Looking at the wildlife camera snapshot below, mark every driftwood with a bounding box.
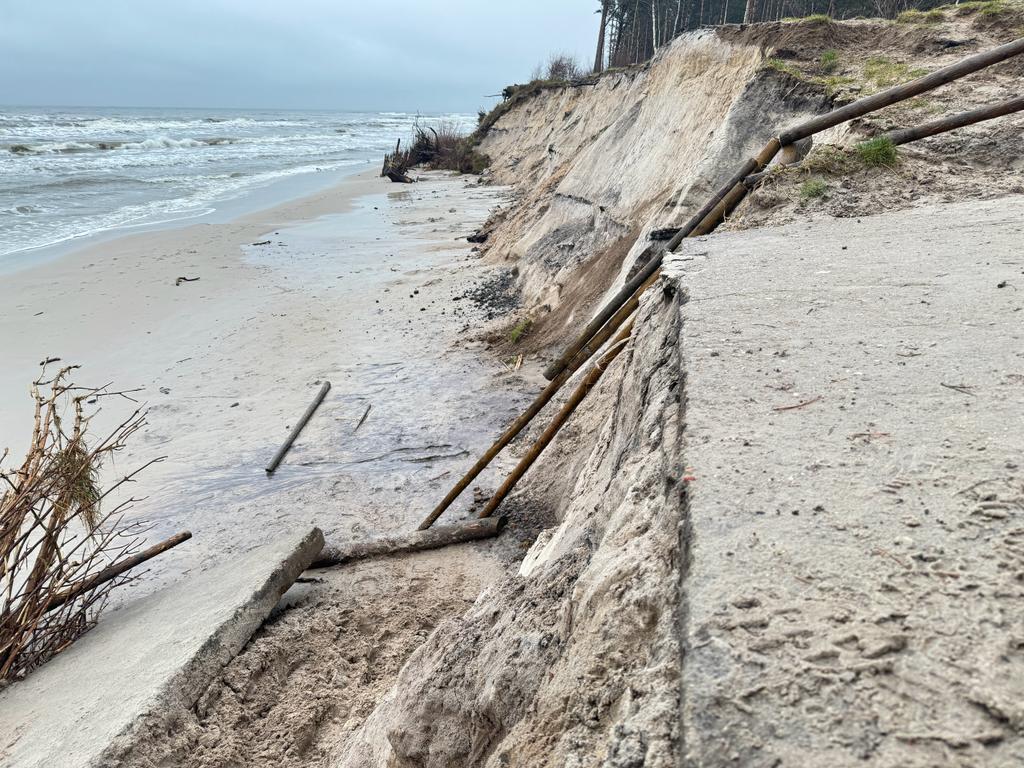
[381,138,414,184]
[265,381,331,474]
[45,531,192,613]
[312,516,506,567]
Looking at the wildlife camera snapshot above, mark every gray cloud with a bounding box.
[2,1,600,112]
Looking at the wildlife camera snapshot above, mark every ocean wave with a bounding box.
[120,135,239,150]
[6,136,239,154]
[2,204,45,215]
[1,157,363,259]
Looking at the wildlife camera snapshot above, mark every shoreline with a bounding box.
[0,166,529,595]
[0,159,381,276]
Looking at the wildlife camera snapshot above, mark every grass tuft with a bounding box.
[800,178,828,200]
[509,318,532,344]
[767,57,803,78]
[896,8,946,23]
[802,145,855,175]
[953,0,1012,14]
[797,13,833,23]
[864,57,929,88]
[819,50,840,73]
[818,74,857,95]
[857,137,899,167]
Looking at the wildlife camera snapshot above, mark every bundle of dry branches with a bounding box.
[0,366,160,682]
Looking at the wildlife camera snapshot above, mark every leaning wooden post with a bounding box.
[540,144,778,382]
[45,531,193,613]
[777,36,1024,146]
[478,320,635,520]
[883,95,1024,146]
[266,381,331,475]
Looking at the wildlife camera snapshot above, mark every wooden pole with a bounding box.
[45,531,193,613]
[265,381,331,475]
[416,262,659,531]
[478,321,635,520]
[883,95,1024,146]
[778,37,1024,145]
[312,516,506,567]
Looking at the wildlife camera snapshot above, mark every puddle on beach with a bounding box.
[115,177,526,594]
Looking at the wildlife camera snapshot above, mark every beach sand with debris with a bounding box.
[0,168,532,596]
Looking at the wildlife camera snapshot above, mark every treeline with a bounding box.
[593,0,945,69]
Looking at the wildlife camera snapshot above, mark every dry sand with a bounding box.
[0,168,532,595]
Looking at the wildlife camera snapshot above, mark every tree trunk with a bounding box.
[744,0,759,23]
[594,1,608,73]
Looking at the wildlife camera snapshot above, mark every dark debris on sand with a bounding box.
[455,268,520,321]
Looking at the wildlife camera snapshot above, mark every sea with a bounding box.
[0,106,474,264]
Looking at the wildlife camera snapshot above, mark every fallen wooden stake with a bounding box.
[45,531,193,613]
[266,381,331,475]
[312,516,506,567]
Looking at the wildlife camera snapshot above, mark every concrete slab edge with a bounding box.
[95,527,324,767]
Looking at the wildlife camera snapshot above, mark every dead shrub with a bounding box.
[0,366,159,682]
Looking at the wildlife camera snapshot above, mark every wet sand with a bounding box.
[0,169,530,594]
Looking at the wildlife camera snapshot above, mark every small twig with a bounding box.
[174,276,200,286]
[772,395,822,412]
[940,382,976,396]
[955,478,999,497]
[355,403,372,433]
[850,431,891,440]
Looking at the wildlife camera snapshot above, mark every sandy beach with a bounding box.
[0,168,531,594]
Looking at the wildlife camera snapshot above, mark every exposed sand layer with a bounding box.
[0,169,532,597]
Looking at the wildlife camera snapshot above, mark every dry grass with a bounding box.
[382,120,491,178]
[531,53,586,82]
[0,366,159,682]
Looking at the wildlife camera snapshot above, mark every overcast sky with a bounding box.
[2,1,600,112]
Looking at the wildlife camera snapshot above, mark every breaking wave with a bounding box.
[6,136,239,154]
